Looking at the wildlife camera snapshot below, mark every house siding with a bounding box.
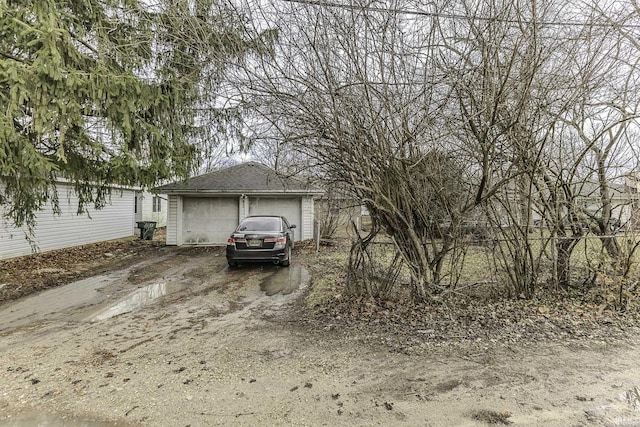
[139,191,167,227]
[301,196,314,240]
[0,183,136,260]
[239,195,249,222]
[166,195,180,245]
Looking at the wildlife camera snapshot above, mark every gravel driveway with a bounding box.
[1,246,640,426]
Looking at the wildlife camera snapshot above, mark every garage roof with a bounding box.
[156,162,323,195]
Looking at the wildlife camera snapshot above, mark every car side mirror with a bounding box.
[290,224,297,229]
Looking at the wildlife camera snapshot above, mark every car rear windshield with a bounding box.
[237,217,281,232]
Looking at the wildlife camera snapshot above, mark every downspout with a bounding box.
[239,194,249,222]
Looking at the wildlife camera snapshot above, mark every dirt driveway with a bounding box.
[1,246,640,426]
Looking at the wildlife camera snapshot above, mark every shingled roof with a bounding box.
[156,162,323,195]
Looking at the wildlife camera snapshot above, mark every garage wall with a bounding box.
[249,197,302,241]
[165,193,319,246]
[0,183,136,260]
[182,197,239,244]
[166,195,181,245]
[301,196,314,241]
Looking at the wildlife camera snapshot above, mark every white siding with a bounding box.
[139,191,168,227]
[0,183,136,260]
[166,195,180,245]
[583,196,634,226]
[135,192,143,224]
[301,196,315,240]
[239,195,249,222]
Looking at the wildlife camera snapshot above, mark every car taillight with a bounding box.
[273,236,286,249]
[264,236,286,244]
[227,237,246,245]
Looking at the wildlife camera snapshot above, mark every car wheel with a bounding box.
[228,260,237,267]
[281,245,292,267]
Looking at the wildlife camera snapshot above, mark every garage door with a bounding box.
[249,197,302,241]
[182,197,238,244]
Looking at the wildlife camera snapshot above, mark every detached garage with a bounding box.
[156,163,323,246]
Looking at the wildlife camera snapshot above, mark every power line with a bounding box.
[279,0,640,29]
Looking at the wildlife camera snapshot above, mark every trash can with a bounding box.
[136,221,157,240]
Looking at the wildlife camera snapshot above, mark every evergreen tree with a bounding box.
[0,0,270,232]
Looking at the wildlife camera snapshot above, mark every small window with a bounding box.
[152,196,162,213]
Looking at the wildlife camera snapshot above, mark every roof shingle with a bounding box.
[156,162,322,195]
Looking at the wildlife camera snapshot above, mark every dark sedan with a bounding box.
[226,216,296,267]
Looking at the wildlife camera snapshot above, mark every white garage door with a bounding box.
[249,197,302,241]
[182,197,238,244]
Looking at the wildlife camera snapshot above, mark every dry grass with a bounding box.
[301,229,640,306]
[300,242,349,308]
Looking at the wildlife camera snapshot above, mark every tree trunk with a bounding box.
[556,237,578,289]
[601,234,620,259]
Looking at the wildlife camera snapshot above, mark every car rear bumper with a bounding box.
[226,246,287,262]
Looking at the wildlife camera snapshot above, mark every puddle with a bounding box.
[259,265,310,296]
[0,274,119,331]
[89,283,167,322]
[0,259,307,331]
[0,411,122,426]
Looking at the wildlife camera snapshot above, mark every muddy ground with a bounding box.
[1,240,640,426]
